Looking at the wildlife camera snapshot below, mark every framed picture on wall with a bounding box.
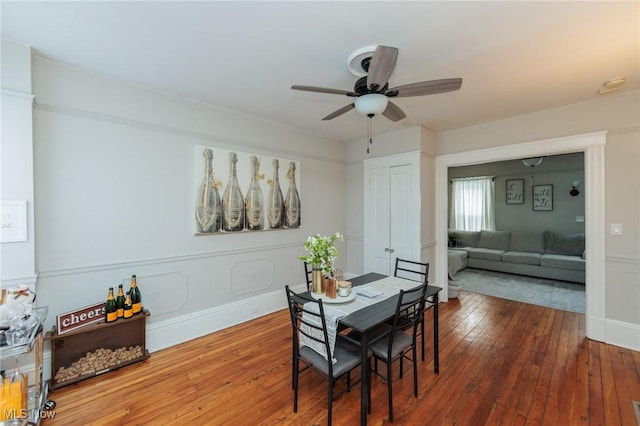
[533,184,553,211]
[505,179,524,204]
[0,200,28,243]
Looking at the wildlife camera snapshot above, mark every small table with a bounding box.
[339,273,442,426]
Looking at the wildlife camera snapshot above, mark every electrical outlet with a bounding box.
[576,216,585,223]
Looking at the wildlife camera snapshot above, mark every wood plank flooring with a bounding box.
[42,290,640,425]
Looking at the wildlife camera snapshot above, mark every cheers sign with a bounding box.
[56,302,105,334]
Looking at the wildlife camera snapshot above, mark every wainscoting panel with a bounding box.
[132,272,188,316]
[229,257,273,295]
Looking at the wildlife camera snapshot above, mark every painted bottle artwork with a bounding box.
[267,159,285,229]
[195,148,222,233]
[284,161,301,228]
[222,152,245,232]
[245,155,264,231]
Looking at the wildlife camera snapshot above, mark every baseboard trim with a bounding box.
[146,283,306,352]
[605,318,640,352]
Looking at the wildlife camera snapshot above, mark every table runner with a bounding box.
[300,276,421,362]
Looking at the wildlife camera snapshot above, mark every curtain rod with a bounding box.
[450,176,495,182]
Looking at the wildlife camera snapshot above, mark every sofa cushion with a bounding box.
[509,231,545,254]
[544,231,585,256]
[450,230,481,248]
[502,251,542,266]
[467,247,505,261]
[540,254,586,271]
[448,249,468,259]
[477,230,511,251]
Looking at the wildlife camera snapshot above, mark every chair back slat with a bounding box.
[394,258,429,284]
[303,262,313,292]
[389,283,428,346]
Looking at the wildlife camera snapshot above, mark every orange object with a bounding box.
[0,375,27,420]
[325,278,337,299]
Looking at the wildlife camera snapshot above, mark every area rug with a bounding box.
[451,268,586,314]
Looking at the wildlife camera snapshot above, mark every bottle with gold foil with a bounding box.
[222,152,245,232]
[245,155,264,230]
[123,294,133,319]
[128,275,142,315]
[105,287,117,323]
[284,162,301,228]
[115,284,125,318]
[267,159,285,229]
[195,148,222,233]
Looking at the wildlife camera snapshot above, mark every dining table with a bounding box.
[303,272,442,426]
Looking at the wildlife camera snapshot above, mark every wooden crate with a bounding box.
[47,309,150,390]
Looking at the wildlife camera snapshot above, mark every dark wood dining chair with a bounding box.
[370,282,428,423]
[393,258,431,361]
[303,261,313,292]
[284,285,362,426]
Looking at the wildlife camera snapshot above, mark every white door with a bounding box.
[369,166,391,274]
[388,165,414,270]
[367,164,414,275]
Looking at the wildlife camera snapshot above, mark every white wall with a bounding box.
[28,54,347,355]
[438,91,640,342]
[1,40,36,288]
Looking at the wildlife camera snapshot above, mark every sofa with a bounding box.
[448,229,585,284]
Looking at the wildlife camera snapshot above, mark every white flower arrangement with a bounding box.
[299,232,344,275]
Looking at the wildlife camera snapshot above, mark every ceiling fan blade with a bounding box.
[292,85,356,97]
[367,45,398,91]
[322,103,355,120]
[382,101,406,122]
[387,78,463,98]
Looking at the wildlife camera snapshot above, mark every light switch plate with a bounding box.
[611,223,622,235]
[576,216,585,223]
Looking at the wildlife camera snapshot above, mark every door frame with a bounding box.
[435,131,607,342]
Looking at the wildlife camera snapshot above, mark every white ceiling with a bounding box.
[2,1,639,142]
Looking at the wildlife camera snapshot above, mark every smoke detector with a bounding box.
[598,77,626,95]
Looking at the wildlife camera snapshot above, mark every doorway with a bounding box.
[435,131,606,342]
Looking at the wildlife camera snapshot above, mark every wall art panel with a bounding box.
[194,145,301,234]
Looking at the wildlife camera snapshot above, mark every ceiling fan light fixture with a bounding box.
[354,94,388,116]
[522,157,544,167]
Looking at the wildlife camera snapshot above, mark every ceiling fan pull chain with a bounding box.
[367,114,373,154]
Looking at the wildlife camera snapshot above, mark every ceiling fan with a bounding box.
[291,45,463,122]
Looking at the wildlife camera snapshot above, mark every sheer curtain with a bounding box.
[449,176,495,231]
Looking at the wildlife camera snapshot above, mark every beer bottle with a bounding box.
[115,284,125,318]
[123,293,133,319]
[129,275,142,314]
[105,287,117,323]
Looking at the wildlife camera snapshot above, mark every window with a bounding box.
[449,177,495,231]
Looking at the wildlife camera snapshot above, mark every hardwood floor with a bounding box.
[42,291,640,425]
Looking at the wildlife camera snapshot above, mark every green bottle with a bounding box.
[115,284,125,318]
[129,275,142,314]
[123,293,133,319]
[105,287,117,323]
